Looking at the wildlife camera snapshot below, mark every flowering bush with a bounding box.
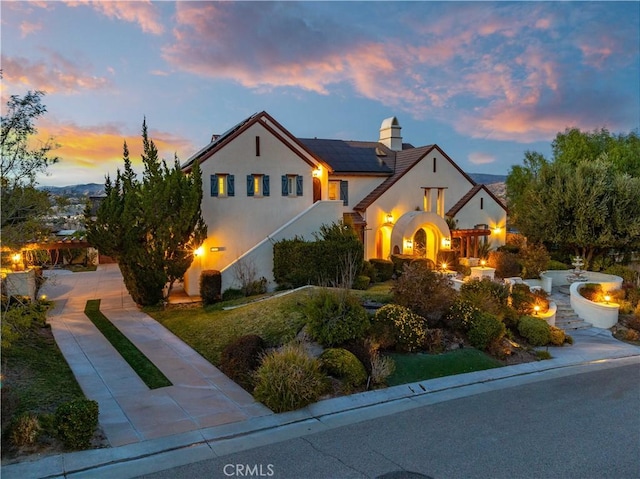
[373,304,429,352]
[444,299,482,332]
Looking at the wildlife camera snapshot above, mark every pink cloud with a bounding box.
[64,0,164,35]
[1,54,111,94]
[20,21,42,37]
[468,152,497,165]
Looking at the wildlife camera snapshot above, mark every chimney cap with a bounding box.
[380,116,400,130]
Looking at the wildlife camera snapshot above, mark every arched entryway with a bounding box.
[387,211,451,263]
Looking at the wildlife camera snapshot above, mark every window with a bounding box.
[211,174,235,197]
[329,180,340,200]
[480,197,484,210]
[282,175,303,196]
[255,136,260,157]
[247,174,270,197]
[329,180,348,205]
[433,157,437,173]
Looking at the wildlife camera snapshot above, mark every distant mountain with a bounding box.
[41,183,105,197]
[469,173,507,185]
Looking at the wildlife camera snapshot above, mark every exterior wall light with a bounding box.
[194,246,204,257]
[404,239,413,249]
[492,226,502,235]
[312,167,322,177]
[441,237,451,249]
[385,213,394,224]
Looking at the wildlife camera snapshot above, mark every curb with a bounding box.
[3,352,639,479]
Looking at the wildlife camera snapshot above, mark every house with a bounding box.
[181,112,507,295]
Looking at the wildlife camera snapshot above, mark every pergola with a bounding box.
[451,228,492,258]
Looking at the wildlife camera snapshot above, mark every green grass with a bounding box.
[2,324,85,415]
[147,289,310,365]
[84,300,171,389]
[386,348,503,386]
[351,280,394,303]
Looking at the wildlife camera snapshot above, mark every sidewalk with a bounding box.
[2,266,639,478]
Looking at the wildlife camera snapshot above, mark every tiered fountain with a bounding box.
[559,256,589,294]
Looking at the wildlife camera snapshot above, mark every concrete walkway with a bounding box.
[2,267,640,478]
[36,265,271,446]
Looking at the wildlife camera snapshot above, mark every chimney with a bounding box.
[379,116,402,151]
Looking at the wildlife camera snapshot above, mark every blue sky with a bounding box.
[2,1,638,186]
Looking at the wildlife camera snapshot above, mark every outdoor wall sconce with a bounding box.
[210,247,226,252]
[441,237,451,249]
[193,246,204,257]
[385,213,394,224]
[404,239,413,249]
[312,167,322,177]
[492,226,502,235]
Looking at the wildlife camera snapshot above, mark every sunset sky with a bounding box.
[2,1,638,187]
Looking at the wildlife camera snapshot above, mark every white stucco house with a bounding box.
[181,112,507,295]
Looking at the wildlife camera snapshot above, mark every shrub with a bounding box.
[565,334,574,345]
[424,328,445,354]
[518,243,551,279]
[319,348,367,390]
[518,316,551,346]
[369,351,395,386]
[444,299,482,332]
[536,350,552,360]
[410,258,436,270]
[602,265,639,285]
[373,304,430,352]
[222,288,245,301]
[392,263,456,324]
[253,344,328,412]
[243,277,268,296]
[342,339,375,374]
[390,254,414,275]
[578,283,602,302]
[369,259,394,282]
[219,335,265,391]
[511,284,549,315]
[467,312,506,350]
[305,289,370,346]
[352,275,371,290]
[55,399,99,449]
[360,261,378,283]
[200,270,222,305]
[488,250,521,279]
[1,384,20,429]
[10,412,41,447]
[460,278,510,314]
[549,326,566,346]
[547,260,570,270]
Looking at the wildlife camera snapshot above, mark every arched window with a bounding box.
[413,229,427,257]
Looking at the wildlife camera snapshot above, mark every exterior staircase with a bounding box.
[550,290,593,331]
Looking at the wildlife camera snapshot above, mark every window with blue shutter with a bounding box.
[210,174,218,197]
[246,175,254,197]
[340,180,349,206]
[281,175,288,196]
[296,175,303,196]
[263,175,270,196]
[227,175,235,196]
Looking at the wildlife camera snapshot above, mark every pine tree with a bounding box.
[86,120,207,306]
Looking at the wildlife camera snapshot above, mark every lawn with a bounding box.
[85,300,172,389]
[147,288,310,365]
[386,349,503,386]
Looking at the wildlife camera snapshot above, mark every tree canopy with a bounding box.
[1,90,59,247]
[86,120,207,306]
[506,128,640,268]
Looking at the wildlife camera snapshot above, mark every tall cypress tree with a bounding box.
[86,120,207,306]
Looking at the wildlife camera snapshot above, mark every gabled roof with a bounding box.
[299,139,394,174]
[446,184,508,217]
[181,111,332,173]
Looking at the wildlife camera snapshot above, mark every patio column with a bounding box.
[466,236,471,258]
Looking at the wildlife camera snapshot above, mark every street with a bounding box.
[139,362,640,479]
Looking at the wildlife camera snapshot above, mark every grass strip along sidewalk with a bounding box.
[84,300,172,389]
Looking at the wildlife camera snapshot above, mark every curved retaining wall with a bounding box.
[541,270,623,292]
[569,282,620,329]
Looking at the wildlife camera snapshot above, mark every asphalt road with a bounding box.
[140,363,640,479]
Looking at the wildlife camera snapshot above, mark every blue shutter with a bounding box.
[263,175,270,196]
[246,175,254,197]
[296,175,303,196]
[340,180,348,206]
[281,175,288,196]
[227,175,235,196]
[210,174,218,197]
